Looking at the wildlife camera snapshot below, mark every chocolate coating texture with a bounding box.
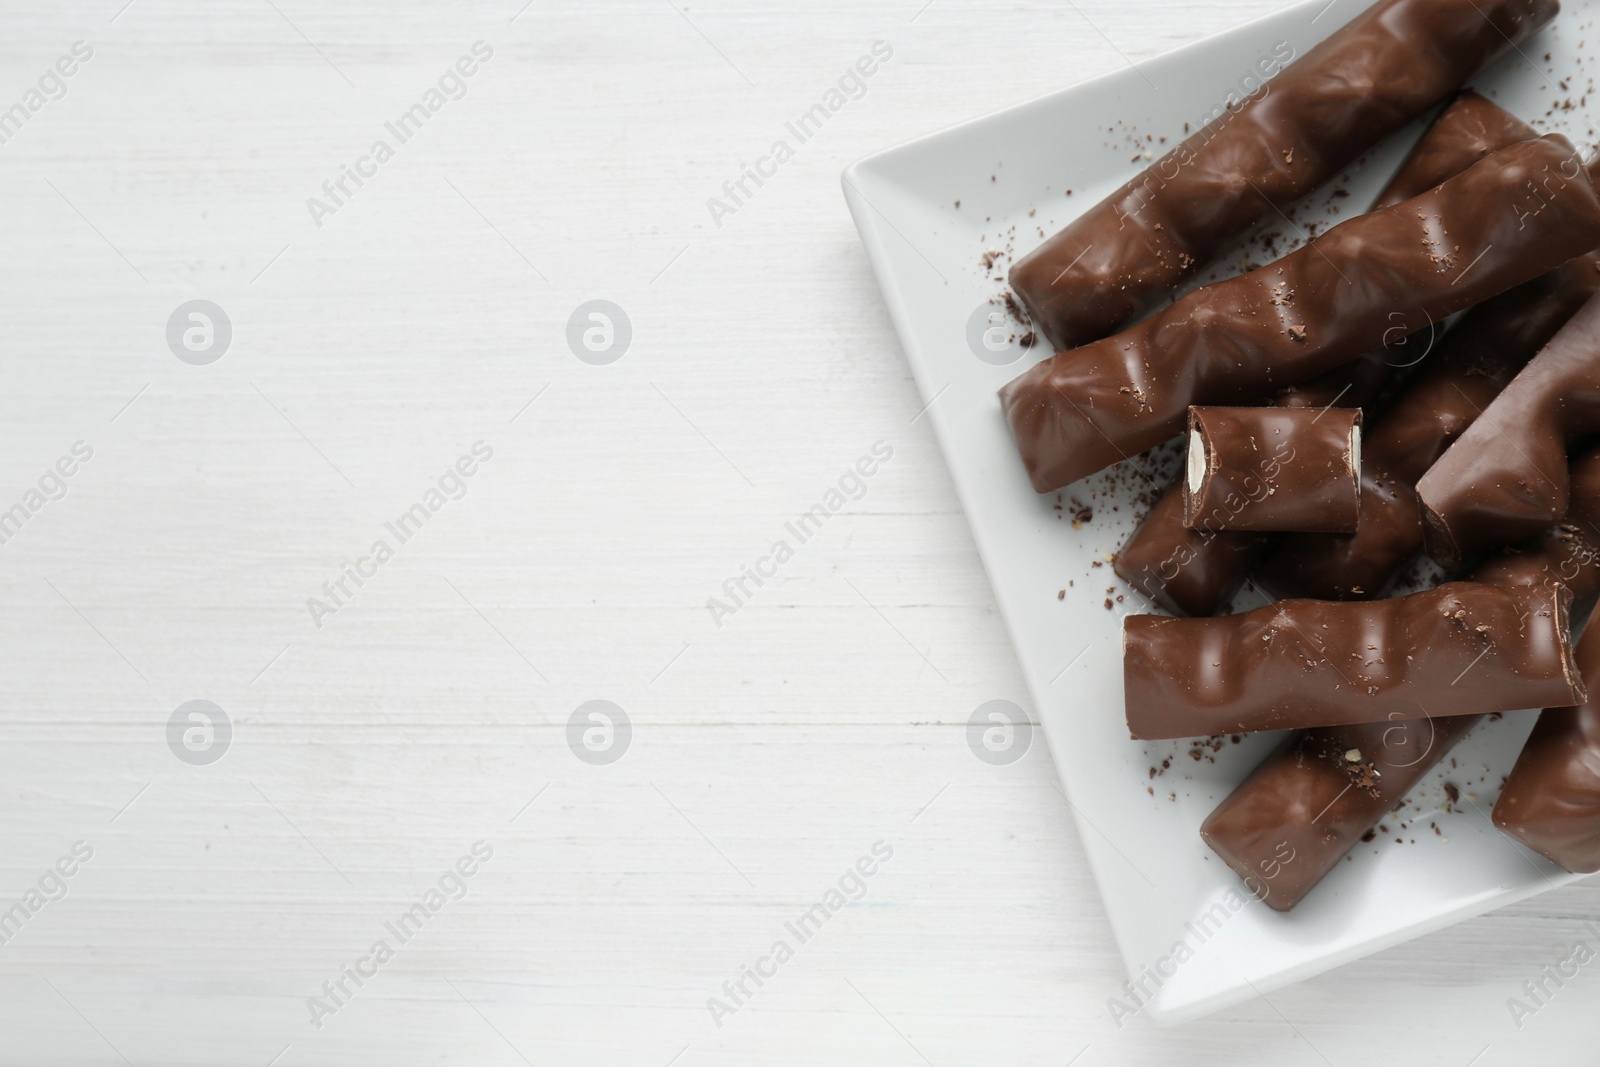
[1008,0,1558,349]
[1419,290,1600,572]
[1201,713,1481,911]
[1259,253,1600,600]
[1123,581,1580,740]
[1114,490,1267,617]
[1470,448,1600,616]
[1371,89,1542,209]
[1002,136,1600,494]
[1184,406,1362,534]
[1488,455,1600,874]
[1272,348,1394,411]
[1493,635,1600,873]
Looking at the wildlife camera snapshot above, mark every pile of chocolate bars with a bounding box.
[998,0,1600,910]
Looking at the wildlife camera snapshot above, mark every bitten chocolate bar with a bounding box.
[1183,406,1361,534]
[1123,581,1581,740]
[1258,252,1600,600]
[1001,136,1600,494]
[1203,452,1600,910]
[1112,94,1538,616]
[1494,625,1600,873]
[1007,1,1557,349]
[1418,291,1600,572]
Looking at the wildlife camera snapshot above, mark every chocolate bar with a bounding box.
[1369,90,1542,210]
[1007,1,1557,349]
[1272,348,1393,411]
[1485,448,1600,872]
[1113,486,1267,617]
[1123,580,1581,740]
[1258,252,1600,600]
[1203,453,1600,909]
[1470,452,1600,617]
[1183,406,1361,534]
[1113,94,1538,616]
[1418,291,1600,572]
[1201,712,1483,911]
[1002,136,1600,494]
[1493,625,1600,873]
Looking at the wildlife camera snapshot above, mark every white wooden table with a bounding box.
[0,0,1594,1062]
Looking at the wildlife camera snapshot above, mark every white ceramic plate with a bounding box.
[843,0,1592,1025]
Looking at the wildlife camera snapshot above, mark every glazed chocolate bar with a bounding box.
[1494,625,1600,873]
[1007,1,1557,349]
[1113,94,1539,616]
[1485,447,1600,874]
[1470,446,1600,618]
[1368,90,1543,210]
[1418,291,1600,572]
[1123,581,1581,740]
[1183,406,1361,534]
[1002,136,1600,494]
[1258,252,1600,600]
[1201,713,1483,911]
[1203,451,1600,910]
[1113,485,1269,618]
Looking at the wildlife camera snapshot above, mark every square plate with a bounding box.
[843,0,1591,1025]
